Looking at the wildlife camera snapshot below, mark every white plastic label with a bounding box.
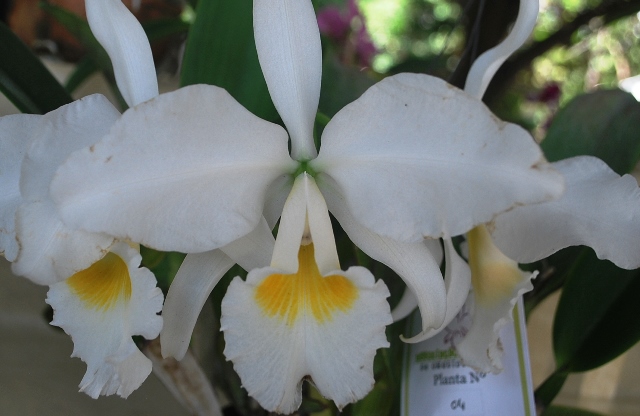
[401,298,536,416]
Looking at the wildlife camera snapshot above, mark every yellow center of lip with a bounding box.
[67,252,132,311]
[255,243,358,325]
[467,225,523,305]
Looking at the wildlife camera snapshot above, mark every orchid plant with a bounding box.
[1,0,640,415]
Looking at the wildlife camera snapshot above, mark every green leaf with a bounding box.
[553,248,640,372]
[319,54,376,118]
[542,405,604,416]
[542,89,640,174]
[141,18,190,42]
[180,0,277,121]
[0,21,73,114]
[65,57,99,94]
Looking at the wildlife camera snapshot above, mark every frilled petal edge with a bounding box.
[312,73,563,242]
[491,156,640,269]
[221,250,390,413]
[47,243,163,398]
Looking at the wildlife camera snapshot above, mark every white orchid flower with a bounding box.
[390,0,640,374]
[0,0,163,398]
[50,0,563,411]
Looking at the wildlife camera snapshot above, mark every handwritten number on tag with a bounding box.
[450,398,466,411]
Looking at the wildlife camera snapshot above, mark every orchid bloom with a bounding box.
[393,0,640,374]
[50,0,563,411]
[317,0,377,67]
[0,0,163,397]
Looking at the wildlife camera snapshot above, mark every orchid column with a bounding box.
[51,0,564,412]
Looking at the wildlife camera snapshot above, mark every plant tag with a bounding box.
[401,297,535,416]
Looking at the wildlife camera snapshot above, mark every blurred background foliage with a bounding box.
[2,0,640,415]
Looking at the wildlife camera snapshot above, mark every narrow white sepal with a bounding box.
[491,156,640,269]
[221,217,274,272]
[161,250,235,360]
[254,0,321,160]
[0,114,41,261]
[312,74,564,242]
[47,243,163,398]
[86,0,158,107]
[402,239,472,343]
[464,0,539,99]
[391,239,444,322]
[319,176,447,333]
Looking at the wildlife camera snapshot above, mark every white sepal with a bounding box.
[221,265,391,413]
[221,217,274,272]
[491,156,640,270]
[161,250,235,360]
[312,73,564,242]
[254,0,321,160]
[402,239,472,343]
[464,0,539,99]
[320,176,447,335]
[391,239,444,322]
[0,114,41,261]
[46,243,163,398]
[51,85,297,254]
[86,0,158,107]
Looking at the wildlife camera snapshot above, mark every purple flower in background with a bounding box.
[317,0,377,67]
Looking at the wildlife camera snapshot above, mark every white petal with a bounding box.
[491,156,640,269]
[21,94,121,201]
[12,200,114,284]
[464,0,539,99]
[402,239,472,343]
[221,251,391,413]
[254,0,321,160]
[456,226,535,373]
[0,114,40,261]
[52,85,297,253]
[320,177,447,334]
[86,0,158,107]
[221,217,274,272]
[161,250,234,360]
[46,243,163,398]
[312,74,564,242]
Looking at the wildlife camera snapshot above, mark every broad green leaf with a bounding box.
[0,22,72,114]
[142,18,190,42]
[542,89,640,174]
[180,0,277,121]
[319,54,376,118]
[553,248,640,372]
[542,405,603,416]
[65,57,99,94]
